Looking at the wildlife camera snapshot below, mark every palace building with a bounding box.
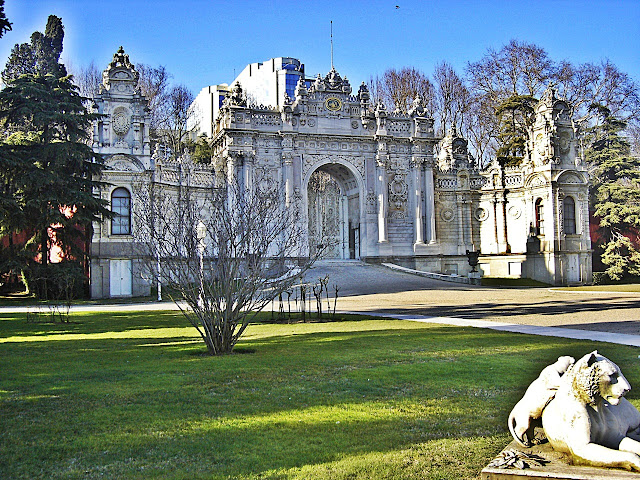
[89,48,591,298]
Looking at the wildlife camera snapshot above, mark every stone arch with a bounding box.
[554,170,586,184]
[525,172,549,188]
[105,153,145,172]
[303,158,365,259]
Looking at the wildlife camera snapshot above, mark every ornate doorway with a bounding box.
[307,163,361,259]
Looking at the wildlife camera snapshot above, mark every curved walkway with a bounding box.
[303,262,640,346]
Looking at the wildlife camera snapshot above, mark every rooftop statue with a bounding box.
[509,351,640,471]
[109,45,134,70]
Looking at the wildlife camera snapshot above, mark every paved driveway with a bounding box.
[303,261,640,337]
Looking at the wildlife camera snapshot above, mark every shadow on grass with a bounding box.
[0,310,188,338]
[2,319,639,479]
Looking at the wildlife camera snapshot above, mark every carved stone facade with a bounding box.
[90,50,591,298]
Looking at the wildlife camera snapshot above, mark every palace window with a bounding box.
[111,187,131,235]
[563,196,576,235]
[535,198,544,236]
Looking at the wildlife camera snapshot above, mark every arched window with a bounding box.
[111,187,131,235]
[535,198,544,236]
[563,196,576,235]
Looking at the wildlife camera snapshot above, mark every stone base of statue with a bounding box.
[468,271,481,285]
[482,436,640,479]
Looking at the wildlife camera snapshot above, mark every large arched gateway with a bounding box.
[306,162,362,259]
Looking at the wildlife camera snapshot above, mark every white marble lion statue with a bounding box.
[508,355,575,447]
[541,351,640,471]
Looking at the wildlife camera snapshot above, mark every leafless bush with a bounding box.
[133,172,327,354]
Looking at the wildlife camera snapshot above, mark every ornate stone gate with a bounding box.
[306,162,361,259]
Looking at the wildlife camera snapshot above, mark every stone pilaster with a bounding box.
[424,162,436,244]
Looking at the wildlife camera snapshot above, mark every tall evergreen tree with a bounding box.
[0,0,11,38]
[2,15,66,84]
[0,15,107,297]
[588,104,640,280]
[0,74,109,296]
[495,94,536,166]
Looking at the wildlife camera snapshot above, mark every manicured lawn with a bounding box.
[1,311,637,479]
[557,284,640,292]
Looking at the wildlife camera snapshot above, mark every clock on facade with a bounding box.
[325,97,342,112]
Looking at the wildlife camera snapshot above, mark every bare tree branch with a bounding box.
[132,161,327,354]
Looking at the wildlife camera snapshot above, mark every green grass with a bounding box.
[557,284,640,292]
[0,290,158,307]
[1,310,637,479]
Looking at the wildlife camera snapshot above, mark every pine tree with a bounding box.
[588,104,640,280]
[2,15,66,84]
[0,74,109,296]
[0,14,107,297]
[0,0,11,39]
[186,134,214,163]
[495,94,536,166]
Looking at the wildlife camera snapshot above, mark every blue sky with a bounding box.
[2,0,639,96]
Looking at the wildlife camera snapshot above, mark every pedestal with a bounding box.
[468,271,481,285]
[482,440,640,480]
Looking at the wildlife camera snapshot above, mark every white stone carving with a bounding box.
[388,173,408,218]
[470,177,487,189]
[475,207,489,221]
[440,206,455,222]
[304,154,365,181]
[437,178,458,190]
[508,356,575,447]
[542,352,640,472]
[106,154,144,173]
[110,160,134,171]
[527,174,547,188]
[253,113,281,126]
[509,351,640,472]
[365,188,377,214]
[558,173,583,184]
[112,107,131,136]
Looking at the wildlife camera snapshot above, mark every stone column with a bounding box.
[143,121,150,155]
[497,196,508,252]
[468,199,475,249]
[424,164,436,243]
[283,153,293,207]
[92,119,99,147]
[242,154,253,194]
[492,195,499,254]
[226,152,239,213]
[456,194,465,247]
[580,196,591,249]
[550,190,559,252]
[413,160,424,244]
[341,195,349,259]
[376,161,388,243]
